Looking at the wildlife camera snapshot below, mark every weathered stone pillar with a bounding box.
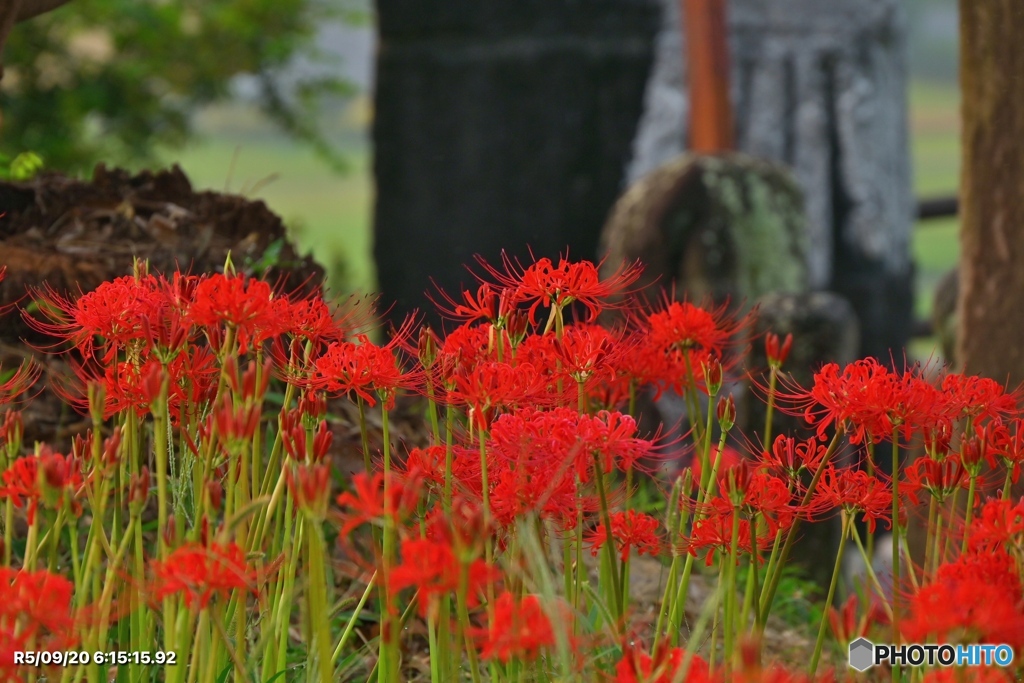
[373,1,660,327]
[627,0,915,361]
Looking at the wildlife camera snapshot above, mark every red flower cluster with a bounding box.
[0,568,78,680]
[586,510,663,562]
[149,542,258,610]
[475,593,567,662]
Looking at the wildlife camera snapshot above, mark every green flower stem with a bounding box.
[593,452,624,625]
[380,403,400,683]
[809,513,852,678]
[709,560,726,671]
[849,522,894,621]
[961,470,979,554]
[305,519,335,683]
[759,426,844,621]
[739,514,761,637]
[924,494,938,577]
[154,378,170,559]
[891,430,902,683]
[455,560,483,683]
[763,365,779,448]
[653,474,691,650]
[332,571,377,665]
[275,511,302,677]
[723,503,741,670]
[682,352,705,446]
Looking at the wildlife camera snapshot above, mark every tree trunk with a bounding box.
[957,1,1024,384]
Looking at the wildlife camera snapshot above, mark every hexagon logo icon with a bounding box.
[848,637,875,672]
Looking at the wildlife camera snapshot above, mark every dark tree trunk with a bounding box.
[957,1,1024,384]
[372,1,659,329]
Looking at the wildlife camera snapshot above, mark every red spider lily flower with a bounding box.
[447,360,548,430]
[26,274,161,362]
[474,253,643,325]
[732,471,798,531]
[0,567,79,678]
[934,546,1022,603]
[149,542,259,610]
[485,407,591,530]
[902,456,967,505]
[0,360,40,407]
[759,435,829,482]
[286,462,332,519]
[987,418,1024,484]
[585,510,663,562]
[475,592,570,663]
[399,445,447,491]
[335,472,422,540]
[556,323,619,384]
[811,467,893,533]
[430,282,517,327]
[940,373,1018,428]
[685,505,776,566]
[615,644,715,683]
[784,360,947,445]
[0,450,84,524]
[827,593,888,643]
[283,294,363,347]
[575,410,655,478]
[900,575,1024,648]
[489,464,582,533]
[963,498,1024,554]
[188,273,289,351]
[645,299,739,356]
[436,325,494,378]
[690,444,743,487]
[389,537,498,616]
[313,328,417,410]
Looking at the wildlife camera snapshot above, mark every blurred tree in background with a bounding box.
[0,0,361,172]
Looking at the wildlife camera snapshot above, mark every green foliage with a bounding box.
[0,150,43,180]
[740,562,824,629]
[0,0,361,172]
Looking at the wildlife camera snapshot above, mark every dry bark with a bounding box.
[957,0,1024,384]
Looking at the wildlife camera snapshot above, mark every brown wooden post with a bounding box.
[957,0,1024,384]
[680,0,734,152]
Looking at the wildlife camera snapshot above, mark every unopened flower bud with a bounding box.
[765,332,793,368]
[87,382,106,426]
[724,459,752,506]
[418,326,438,369]
[1,410,23,456]
[299,391,326,428]
[506,311,530,348]
[130,466,151,514]
[206,480,224,513]
[716,395,735,432]
[164,514,177,548]
[103,427,123,466]
[703,357,723,396]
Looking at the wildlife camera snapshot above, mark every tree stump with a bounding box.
[628,0,914,361]
[372,0,660,328]
[599,152,807,304]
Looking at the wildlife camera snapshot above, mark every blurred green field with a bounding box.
[160,103,374,297]
[165,82,962,347]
